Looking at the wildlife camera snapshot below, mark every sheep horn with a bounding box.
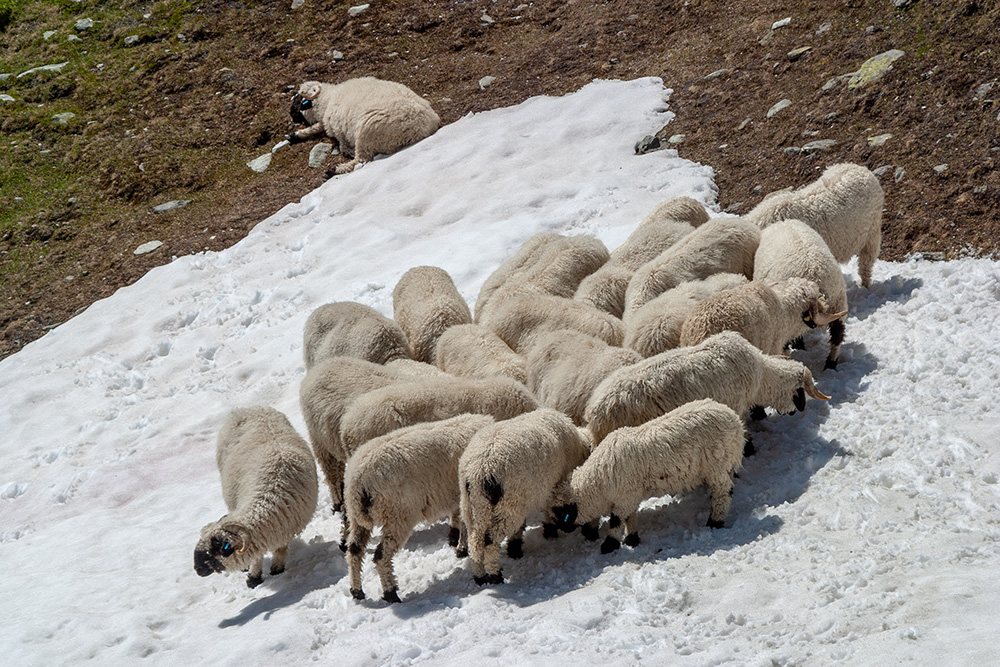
[802,367,830,401]
[236,536,248,555]
[812,309,848,328]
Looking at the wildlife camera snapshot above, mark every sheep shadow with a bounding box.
[847,274,923,321]
[218,536,346,628]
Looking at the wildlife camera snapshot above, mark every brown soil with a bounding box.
[2,0,999,360]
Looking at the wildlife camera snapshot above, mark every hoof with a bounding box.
[743,439,756,457]
[542,523,559,540]
[350,587,366,600]
[623,533,641,548]
[339,540,348,553]
[246,573,264,589]
[600,536,621,554]
[474,572,504,586]
[269,564,285,576]
[382,589,401,604]
[707,518,725,529]
[448,526,460,548]
[824,357,839,370]
[454,547,469,559]
[506,539,524,559]
[581,524,600,542]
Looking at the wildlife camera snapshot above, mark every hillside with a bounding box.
[2,0,999,359]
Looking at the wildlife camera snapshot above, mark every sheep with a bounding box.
[678,277,847,357]
[584,331,830,445]
[623,217,761,319]
[623,273,749,357]
[459,409,592,585]
[526,329,641,425]
[287,77,440,175]
[392,266,473,364]
[754,219,849,369]
[575,197,708,318]
[303,301,411,370]
[475,233,609,323]
[482,293,624,354]
[744,163,884,288]
[434,323,527,384]
[553,399,745,553]
[344,414,496,602]
[339,375,539,453]
[194,407,318,588]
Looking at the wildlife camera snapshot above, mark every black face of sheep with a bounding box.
[289,94,312,125]
[801,310,818,329]
[793,387,806,412]
[193,532,239,577]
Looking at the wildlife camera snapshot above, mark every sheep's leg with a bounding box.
[287,122,326,144]
[580,519,601,542]
[246,556,265,588]
[601,511,629,554]
[622,513,641,548]
[706,473,735,529]
[347,524,371,600]
[825,317,845,370]
[448,510,468,558]
[475,529,504,585]
[334,137,377,175]
[339,512,351,554]
[269,547,288,576]
[373,529,407,603]
[506,523,526,559]
[858,226,881,288]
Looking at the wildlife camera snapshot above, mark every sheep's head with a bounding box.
[761,357,830,415]
[193,521,251,577]
[289,81,324,125]
[289,94,311,125]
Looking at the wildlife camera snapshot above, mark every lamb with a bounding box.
[754,219,849,369]
[526,329,641,425]
[287,77,440,175]
[678,277,847,357]
[475,233,609,323]
[553,399,745,553]
[459,409,592,585]
[434,323,528,383]
[194,407,318,588]
[584,331,830,445]
[344,414,496,602]
[622,217,761,319]
[623,273,749,357]
[574,196,709,318]
[392,265,473,364]
[744,163,884,288]
[482,293,624,354]
[339,375,539,453]
[302,301,411,370]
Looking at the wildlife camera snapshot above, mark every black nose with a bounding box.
[194,549,217,577]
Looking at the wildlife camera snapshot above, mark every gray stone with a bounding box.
[913,251,946,261]
[308,142,334,167]
[705,69,731,80]
[892,0,917,7]
[74,18,94,31]
[43,30,58,41]
[291,0,305,8]
[0,94,15,103]
[894,167,906,183]
[772,17,791,30]
[331,50,345,61]
[758,31,775,46]
[872,165,894,178]
[868,133,893,147]
[933,164,949,175]
[973,185,988,195]
[737,118,752,131]
[271,139,290,153]
[478,76,496,90]
[802,129,820,137]
[51,112,76,125]
[766,99,792,118]
[66,34,82,43]
[816,22,832,35]
[634,135,662,155]
[784,147,803,155]
[973,81,996,100]
[153,200,191,214]
[134,241,164,255]
[247,153,272,172]
[124,35,140,46]
[0,73,12,81]
[347,4,369,17]
[802,139,838,152]
[848,50,905,89]
[787,46,812,62]
[725,202,745,214]
[17,62,70,79]
[668,134,685,145]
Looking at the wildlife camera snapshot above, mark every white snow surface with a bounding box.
[2,78,999,666]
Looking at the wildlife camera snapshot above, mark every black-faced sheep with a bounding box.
[302,301,411,370]
[459,409,592,584]
[344,414,496,602]
[434,323,528,384]
[744,162,884,288]
[584,331,830,445]
[194,407,318,588]
[392,265,473,364]
[554,399,745,553]
[287,77,440,175]
[754,218,849,369]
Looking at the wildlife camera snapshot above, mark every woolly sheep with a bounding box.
[303,301,411,370]
[287,77,440,175]
[194,407,318,588]
[526,329,641,425]
[475,233,609,323]
[344,414,496,602]
[575,197,708,318]
[553,399,745,553]
[623,217,761,319]
[339,375,539,453]
[623,273,749,357]
[744,163,884,288]
[434,323,528,383]
[678,277,847,357]
[754,219,849,369]
[482,294,624,354]
[392,266,473,363]
[585,331,830,445]
[459,409,592,584]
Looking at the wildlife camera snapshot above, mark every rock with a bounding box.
[894,167,906,183]
[784,146,802,155]
[347,4,369,17]
[331,50,345,61]
[134,241,164,255]
[0,73,12,81]
[247,153,272,172]
[973,185,988,195]
[43,30,58,41]
[802,139,837,152]
[933,164,949,175]
[153,200,191,214]
[787,46,812,62]
[912,251,946,261]
[308,142,334,167]
[478,75,496,90]
[973,81,996,101]
[0,94,15,103]
[737,118,752,131]
[816,22,832,35]
[66,34,81,43]
[772,17,791,30]
[872,165,894,178]
[668,134,685,145]
[481,12,495,24]
[822,74,854,92]
[766,99,792,118]
[74,18,94,31]
[704,69,731,80]
[271,139,290,153]
[848,50,905,89]
[725,202,745,214]
[868,133,893,147]
[892,0,917,7]
[634,135,662,155]
[16,62,70,79]
[124,35,140,46]
[51,112,76,125]
[291,0,305,8]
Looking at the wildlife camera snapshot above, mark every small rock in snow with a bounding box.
[634,135,662,155]
[134,241,164,255]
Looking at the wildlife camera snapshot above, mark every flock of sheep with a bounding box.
[193,78,886,605]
